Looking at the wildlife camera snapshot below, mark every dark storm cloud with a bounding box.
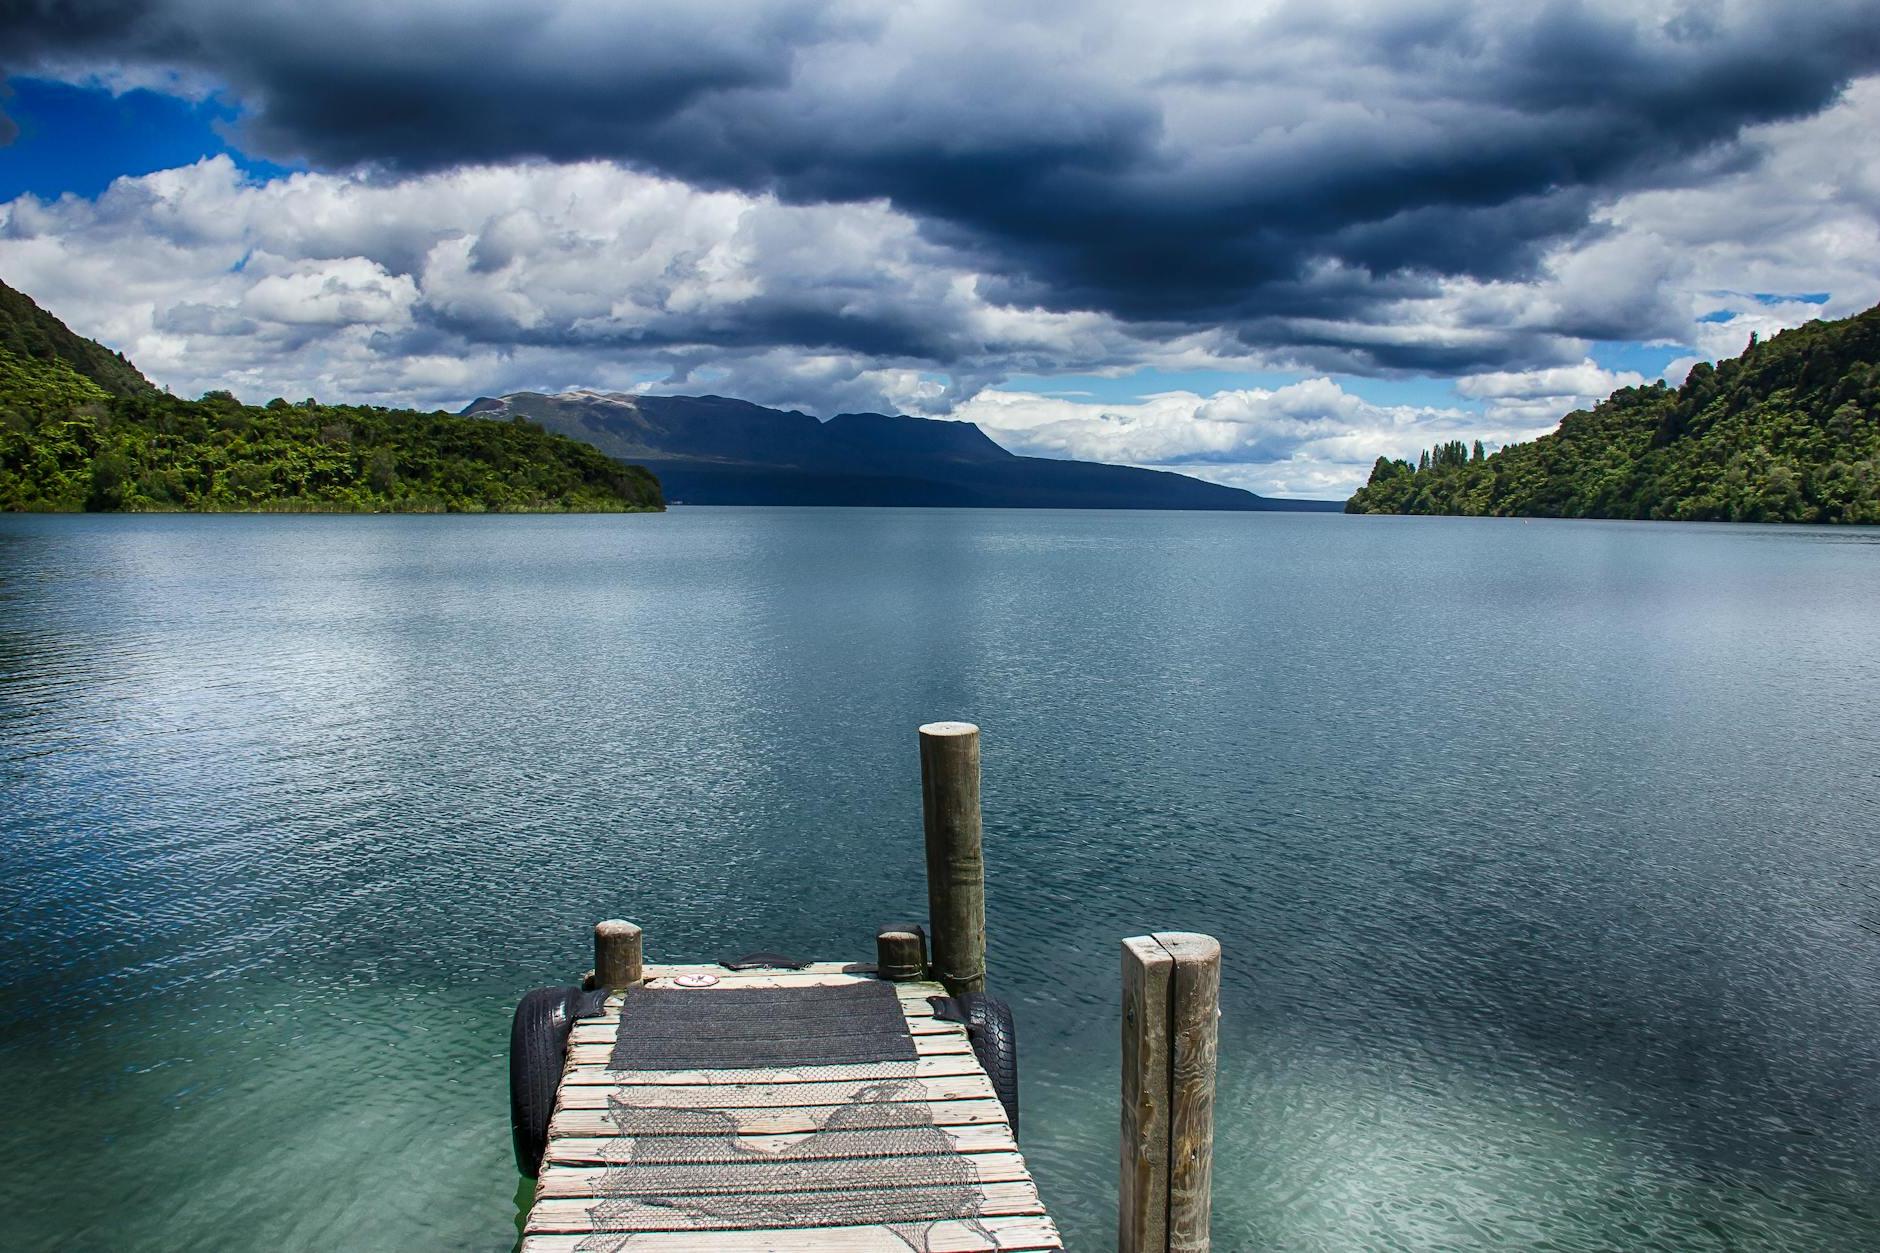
[4,0,1879,372]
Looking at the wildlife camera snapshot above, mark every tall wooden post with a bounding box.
[919,721,986,997]
[594,919,643,990]
[1121,936,1175,1253]
[1120,932,1221,1253]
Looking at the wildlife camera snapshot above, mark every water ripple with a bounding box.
[2,511,1879,1250]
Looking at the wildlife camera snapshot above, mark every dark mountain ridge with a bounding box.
[466,390,1338,511]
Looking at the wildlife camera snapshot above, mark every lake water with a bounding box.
[3,508,1880,1251]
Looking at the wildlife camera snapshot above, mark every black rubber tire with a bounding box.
[959,992,1019,1137]
[510,986,581,1177]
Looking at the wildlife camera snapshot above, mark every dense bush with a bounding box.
[1347,305,1880,523]
[0,348,663,514]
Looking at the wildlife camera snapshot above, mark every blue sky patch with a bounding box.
[0,77,292,201]
[1588,341,1691,380]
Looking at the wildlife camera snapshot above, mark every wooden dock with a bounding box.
[522,961,1059,1252]
[509,722,1220,1251]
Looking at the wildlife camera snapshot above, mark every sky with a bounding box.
[2,2,1878,499]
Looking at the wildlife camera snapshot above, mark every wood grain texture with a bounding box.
[1119,935,1174,1253]
[1154,932,1220,1253]
[565,1033,971,1069]
[559,1053,987,1086]
[549,1097,1011,1137]
[919,721,987,996]
[520,1215,1064,1251]
[642,963,874,978]
[627,972,937,994]
[876,926,928,982]
[594,920,644,990]
[543,1122,1018,1163]
[535,1150,1032,1197]
[569,1017,964,1044]
[525,1182,1050,1233]
[552,1075,998,1110]
[526,950,1053,1248]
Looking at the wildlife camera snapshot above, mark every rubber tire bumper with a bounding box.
[959,992,1020,1137]
[510,986,582,1176]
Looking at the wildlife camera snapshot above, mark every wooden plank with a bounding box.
[543,1123,1017,1164]
[521,1214,1063,1251]
[534,1150,1033,1198]
[549,1097,1010,1137]
[553,1075,998,1109]
[629,972,941,993]
[569,1017,962,1045]
[580,997,953,1023]
[527,953,1048,1247]
[588,994,946,1021]
[561,1054,985,1086]
[1154,931,1220,1253]
[1120,935,1174,1253]
[642,963,878,979]
[526,1181,1049,1233]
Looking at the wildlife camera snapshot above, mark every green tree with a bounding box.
[86,452,132,511]
[1348,301,1880,524]
[365,447,397,494]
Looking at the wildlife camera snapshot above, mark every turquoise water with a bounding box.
[3,509,1880,1250]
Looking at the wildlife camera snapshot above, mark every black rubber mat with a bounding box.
[608,980,918,1070]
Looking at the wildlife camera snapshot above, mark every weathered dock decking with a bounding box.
[510,722,1219,1250]
[522,961,1061,1252]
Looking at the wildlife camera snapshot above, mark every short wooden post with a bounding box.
[1120,932,1221,1253]
[876,923,928,981]
[919,721,986,997]
[594,919,643,990]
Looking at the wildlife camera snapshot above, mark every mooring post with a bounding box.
[876,923,929,981]
[594,919,643,990]
[918,720,987,997]
[1120,931,1221,1253]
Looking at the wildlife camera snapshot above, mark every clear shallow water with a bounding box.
[3,508,1880,1251]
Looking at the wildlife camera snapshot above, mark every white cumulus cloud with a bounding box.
[954,380,1559,499]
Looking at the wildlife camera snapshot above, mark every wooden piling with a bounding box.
[593,920,643,990]
[1120,936,1175,1253]
[1119,932,1221,1253]
[876,924,929,982]
[918,721,986,997]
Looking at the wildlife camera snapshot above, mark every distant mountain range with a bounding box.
[464,391,1338,511]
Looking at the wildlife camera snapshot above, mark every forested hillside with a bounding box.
[0,281,153,397]
[0,283,662,514]
[1348,303,1880,523]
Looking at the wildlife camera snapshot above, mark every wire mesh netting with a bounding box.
[572,982,995,1251]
